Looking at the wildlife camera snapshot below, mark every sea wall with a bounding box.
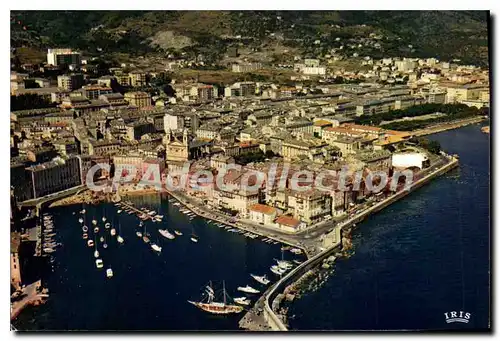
[262,156,459,331]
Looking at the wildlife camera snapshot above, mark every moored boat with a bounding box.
[136,231,143,237]
[250,274,270,285]
[110,228,116,236]
[159,229,175,240]
[237,285,260,294]
[151,243,162,252]
[95,259,103,268]
[174,230,183,236]
[82,233,88,239]
[106,268,113,278]
[188,281,243,315]
[82,225,88,232]
[233,297,251,306]
[87,239,94,247]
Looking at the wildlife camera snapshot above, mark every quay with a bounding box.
[116,201,156,221]
[413,116,485,137]
[240,155,460,331]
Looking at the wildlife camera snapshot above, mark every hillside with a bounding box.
[10,11,490,66]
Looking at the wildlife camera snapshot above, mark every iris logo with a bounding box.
[444,311,471,324]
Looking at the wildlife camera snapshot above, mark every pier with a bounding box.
[10,280,49,321]
[240,156,460,331]
[116,201,156,221]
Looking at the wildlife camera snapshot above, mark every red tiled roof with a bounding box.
[249,203,276,215]
[275,215,300,228]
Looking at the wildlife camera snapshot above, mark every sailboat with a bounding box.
[174,230,183,236]
[78,218,83,224]
[94,240,100,258]
[92,219,97,226]
[103,235,108,249]
[102,217,107,222]
[82,225,88,233]
[94,226,99,233]
[143,223,150,243]
[105,222,111,229]
[106,268,113,278]
[116,219,124,244]
[188,281,243,314]
[150,242,162,252]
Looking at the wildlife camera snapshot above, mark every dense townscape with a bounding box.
[10,11,490,331]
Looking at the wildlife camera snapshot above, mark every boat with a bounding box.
[159,229,175,240]
[136,231,143,237]
[102,217,107,222]
[293,260,303,265]
[117,235,124,244]
[81,209,86,214]
[188,281,243,315]
[87,239,94,247]
[78,218,83,224]
[103,243,108,249]
[83,233,88,239]
[100,237,104,243]
[233,297,251,306]
[95,259,103,268]
[117,210,122,213]
[174,230,183,236]
[106,268,113,278]
[105,223,111,229]
[151,243,162,252]
[290,248,303,255]
[110,228,116,236]
[94,227,99,233]
[250,274,270,285]
[82,226,88,232]
[276,260,293,270]
[139,222,144,227]
[190,236,198,243]
[270,265,286,276]
[43,248,55,253]
[237,285,260,294]
[143,235,150,243]
[92,219,97,226]
[94,250,100,258]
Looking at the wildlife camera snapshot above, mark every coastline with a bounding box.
[241,154,460,331]
[412,116,486,137]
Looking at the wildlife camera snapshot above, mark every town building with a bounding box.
[124,91,152,108]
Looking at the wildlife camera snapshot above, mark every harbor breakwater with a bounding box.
[259,156,460,331]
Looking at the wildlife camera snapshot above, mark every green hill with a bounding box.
[10,11,489,66]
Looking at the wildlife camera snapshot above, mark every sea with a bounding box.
[13,124,490,331]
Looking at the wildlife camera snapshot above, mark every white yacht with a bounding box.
[174,230,183,236]
[106,268,113,278]
[117,235,124,244]
[270,265,286,276]
[110,228,116,236]
[82,225,88,232]
[87,239,94,247]
[82,233,88,240]
[92,219,97,226]
[151,243,162,252]
[78,218,83,224]
[94,250,100,258]
[136,231,143,237]
[105,223,111,229]
[250,274,270,285]
[233,297,251,306]
[102,217,107,222]
[117,209,122,214]
[100,237,104,243]
[159,229,175,240]
[237,286,260,294]
[95,259,103,268]
[94,227,99,233]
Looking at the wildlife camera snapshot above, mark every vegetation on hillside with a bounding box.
[11,11,489,66]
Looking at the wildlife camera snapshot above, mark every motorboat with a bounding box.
[150,243,162,252]
[103,243,108,249]
[82,226,88,232]
[83,233,88,239]
[94,227,99,233]
[174,230,183,236]
[117,235,124,244]
[87,239,94,247]
[233,297,251,306]
[43,248,55,254]
[159,229,175,240]
[143,235,150,243]
[95,259,103,268]
[237,286,260,294]
[92,219,97,226]
[105,223,111,229]
[270,265,286,276]
[94,250,100,258]
[110,228,116,236]
[190,236,198,243]
[117,210,122,213]
[100,237,104,243]
[102,217,107,222]
[136,231,143,237]
[78,218,83,224]
[106,268,113,278]
[250,274,270,285]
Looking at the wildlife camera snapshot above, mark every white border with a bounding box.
[3,3,497,341]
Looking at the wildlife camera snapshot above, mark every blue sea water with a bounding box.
[288,124,490,330]
[13,124,490,331]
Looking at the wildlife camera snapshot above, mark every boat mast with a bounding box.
[223,280,226,305]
